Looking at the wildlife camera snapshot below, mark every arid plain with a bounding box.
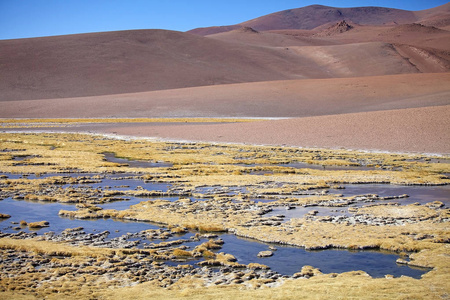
[1,3,450,300]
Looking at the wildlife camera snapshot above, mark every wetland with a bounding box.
[0,131,449,299]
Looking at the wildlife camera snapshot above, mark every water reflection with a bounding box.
[219,235,428,278]
[328,184,450,205]
[0,196,431,278]
[0,198,158,238]
[1,170,445,279]
[264,184,449,220]
[103,152,173,168]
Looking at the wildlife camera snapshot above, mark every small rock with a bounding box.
[257,251,273,258]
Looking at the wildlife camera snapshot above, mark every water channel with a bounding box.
[1,172,446,278]
[264,184,450,220]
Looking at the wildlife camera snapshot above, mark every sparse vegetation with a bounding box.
[0,131,448,299]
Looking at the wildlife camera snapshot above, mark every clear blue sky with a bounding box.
[1,0,448,40]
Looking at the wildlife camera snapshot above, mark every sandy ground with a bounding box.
[34,105,446,155]
[1,73,449,155]
[1,73,449,118]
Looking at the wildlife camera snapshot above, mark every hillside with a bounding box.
[1,73,448,118]
[0,29,305,101]
[0,28,425,102]
[0,3,449,104]
[188,4,450,35]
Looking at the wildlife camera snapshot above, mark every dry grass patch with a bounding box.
[0,238,113,257]
[355,204,448,220]
[27,221,50,229]
[0,131,449,299]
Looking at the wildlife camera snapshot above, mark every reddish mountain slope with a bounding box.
[1,3,449,103]
[189,5,425,35]
[207,27,337,47]
[415,2,450,28]
[190,3,450,36]
[0,28,423,101]
[0,29,324,101]
[1,73,448,118]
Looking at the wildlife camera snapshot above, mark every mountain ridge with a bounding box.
[1,3,449,101]
[188,3,450,35]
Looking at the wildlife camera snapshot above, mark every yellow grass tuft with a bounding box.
[172,249,192,257]
[27,221,49,229]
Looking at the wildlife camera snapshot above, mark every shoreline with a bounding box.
[1,129,449,158]
[2,104,448,155]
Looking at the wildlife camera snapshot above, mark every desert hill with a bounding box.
[415,2,450,29]
[1,3,449,102]
[206,27,337,47]
[1,73,448,118]
[0,4,448,105]
[0,29,311,101]
[0,26,432,101]
[188,4,450,36]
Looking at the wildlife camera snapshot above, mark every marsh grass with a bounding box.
[27,221,49,229]
[0,238,113,257]
[0,131,449,299]
[172,249,192,257]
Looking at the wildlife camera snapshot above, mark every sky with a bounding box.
[1,0,448,40]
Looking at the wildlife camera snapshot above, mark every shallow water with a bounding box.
[219,235,428,278]
[0,195,430,278]
[0,198,159,238]
[264,184,449,220]
[103,152,173,168]
[328,184,450,205]
[64,177,171,192]
[1,169,445,279]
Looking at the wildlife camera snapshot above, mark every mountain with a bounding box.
[188,4,450,35]
[415,2,450,29]
[0,28,422,101]
[0,29,319,101]
[1,3,449,102]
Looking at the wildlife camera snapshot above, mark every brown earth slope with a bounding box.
[189,3,450,35]
[189,5,417,35]
[0,29,310,101]
[83,105,450,155]
[1,4,449,154]
[206,27,338,47]
[0,29,427,102]
[2,4,449,102]
[1,73,448,119]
